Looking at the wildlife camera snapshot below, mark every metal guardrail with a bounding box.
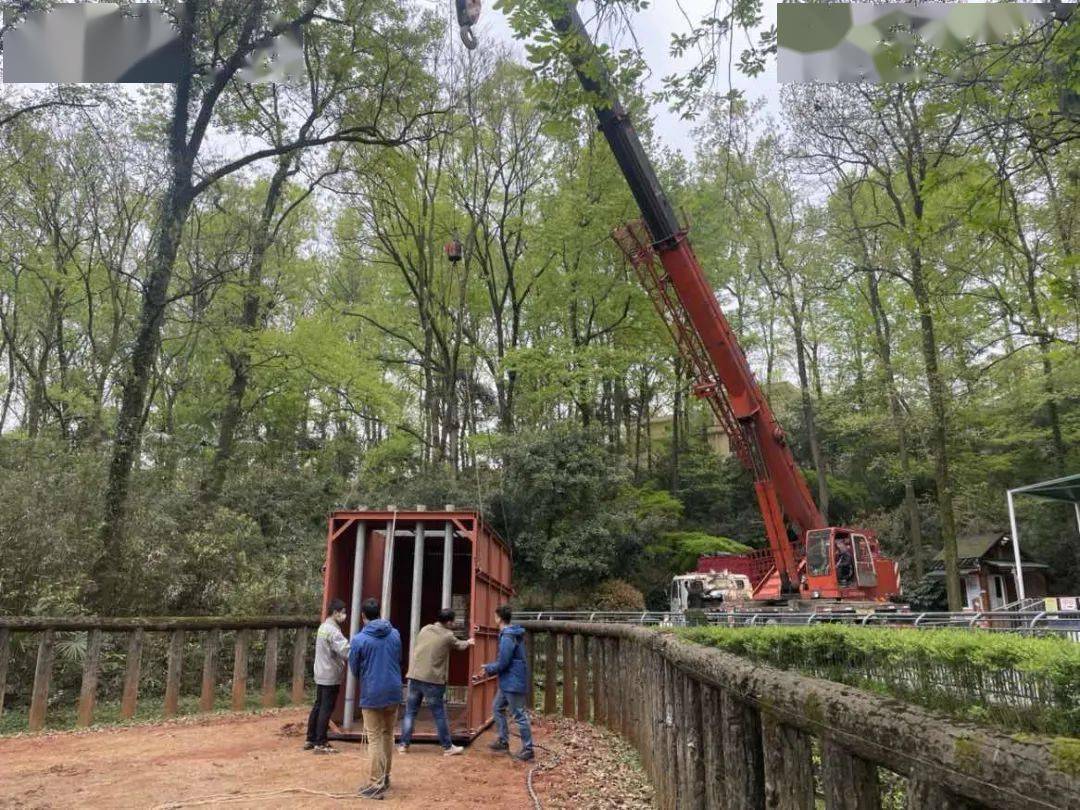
[513,609,1080,638]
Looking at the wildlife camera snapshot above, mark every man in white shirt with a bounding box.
[305,598,350,753]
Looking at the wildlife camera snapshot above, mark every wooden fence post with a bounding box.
[120,628,144,719]
[543,633,557,714]
[261,627,280,708]
[701,684,725,809]
[656,660,673,810]
[626,639,639,747]
[721,689,766,810]
[200,629,220,712]
[672,664,688,807]
[820,738,881,810]
[642,647,658,787]
[28,629,56,731]
[164,629,185,717]
[290,627,308,704]
[575,635,590,722]
[762,715,815,810]
[613,637,623,733]
[0,627,11,718]
[77,629,104,727]
[906,776,973,810]
[590,633,603,726]
[527,631,537,710]
[561,633,574,718]
[162,626,183,717]
[683,675,706,810]
[232,629,249,711]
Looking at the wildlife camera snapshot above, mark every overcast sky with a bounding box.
[443,0,781,156]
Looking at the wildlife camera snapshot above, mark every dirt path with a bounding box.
[0,708,543,809]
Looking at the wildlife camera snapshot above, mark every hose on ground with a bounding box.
[512,715,561,810]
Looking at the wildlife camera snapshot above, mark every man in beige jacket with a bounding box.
[398,609,474,755]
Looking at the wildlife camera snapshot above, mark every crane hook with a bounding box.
[456,0,481,50]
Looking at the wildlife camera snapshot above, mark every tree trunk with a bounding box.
[202,156,292,503]
[866,270,924,579]
[791,306,829,521]
[97,33,198,607]
[909,250,960,610]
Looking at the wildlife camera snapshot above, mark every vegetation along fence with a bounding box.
[0,617,319,732]
[679,624,1080,737]
[519,620,1080,810]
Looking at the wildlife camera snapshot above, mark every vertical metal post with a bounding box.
[410,522,425,652]
[1006,490,1026,602]
[442,521,453,610]
[343,522,366,732]
[381,515,397,619]
[1074,501,1080,539]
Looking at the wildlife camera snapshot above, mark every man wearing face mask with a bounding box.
[305,598,350,753]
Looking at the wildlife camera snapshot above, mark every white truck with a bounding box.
[670,571,753,613]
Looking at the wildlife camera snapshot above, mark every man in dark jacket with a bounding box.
[479,604,533,761]
[348,598,402,800]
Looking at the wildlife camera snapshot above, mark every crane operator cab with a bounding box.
[803,528,899,601]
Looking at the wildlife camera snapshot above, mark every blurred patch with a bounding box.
[2,3,304,84]
[778,3,1063,83]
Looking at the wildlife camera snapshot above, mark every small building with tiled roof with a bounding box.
[927,531,1050,609]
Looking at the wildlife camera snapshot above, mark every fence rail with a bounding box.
[0,616,320,731]
[520,620,1079,810]
[514,609,1080,638]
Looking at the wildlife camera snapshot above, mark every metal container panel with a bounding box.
[321,510,511,744]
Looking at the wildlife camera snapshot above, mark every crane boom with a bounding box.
[553,7,819,591]
[457,1,901,603]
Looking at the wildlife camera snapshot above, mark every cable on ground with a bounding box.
[152,787,356,808]
[512,716,561,810]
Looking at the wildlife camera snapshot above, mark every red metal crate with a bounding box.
[321,508,512,744]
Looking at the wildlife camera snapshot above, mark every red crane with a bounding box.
[456,1,901,604]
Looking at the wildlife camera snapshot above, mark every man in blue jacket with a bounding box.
[479,604,534,761]
[349,598,403,800]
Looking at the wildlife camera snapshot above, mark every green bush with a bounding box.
[587,579,646,611]
[658,531,751,573]
[679,625,1080,736]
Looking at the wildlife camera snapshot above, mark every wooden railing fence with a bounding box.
[0,617,319,731]
[4,615,1079,810]
[520,620,1079,810]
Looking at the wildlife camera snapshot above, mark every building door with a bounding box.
[964,576,982,609]
[988,575,1007,610]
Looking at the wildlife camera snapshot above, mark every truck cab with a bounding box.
[670,571,752,613]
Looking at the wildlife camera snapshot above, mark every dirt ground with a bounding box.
[0,708,551,809]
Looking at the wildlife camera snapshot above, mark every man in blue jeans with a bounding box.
[479,604,533,761]
[398,608,474,755]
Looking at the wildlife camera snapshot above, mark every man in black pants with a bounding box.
[306,598,350,753]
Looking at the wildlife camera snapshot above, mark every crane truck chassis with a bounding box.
[456,1,903,608]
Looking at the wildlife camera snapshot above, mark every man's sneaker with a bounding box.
[488,739,509,751]
[302,741,315,751]
[513,749,535,762]
[357,784,385,801]
[313,744,339,754]
[443,744,464,756]
[396,745,408,754]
